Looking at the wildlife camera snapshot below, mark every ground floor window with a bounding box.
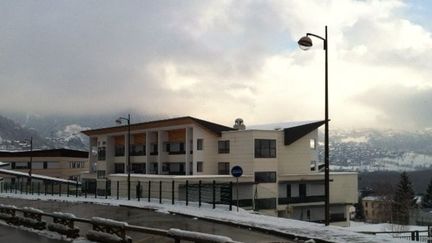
[254,171,276,183]
[197,161,203,172]
[218,162,230,175]
[114,163,125,173]
[131,163,145,173]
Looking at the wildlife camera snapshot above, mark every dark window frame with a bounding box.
[197,139,203,151]
[218,162,230,175]
[254,139,276,158]
[218,140,230,154]
[254,171,277,183]
[197,161,203,172]
[114,163,125,173]
[97,147,106,160]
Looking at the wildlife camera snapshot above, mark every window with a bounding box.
[150,144,158,155]
[43,161,48,169]
[310,139,316,149]
[286,184,291,198]
[166,142,185,154]
[254,139,276,158]
[97,147,106,160]
[299,184,306,198]
[197,139,203,150]
[218,162,230,175]
[131,144,145,156]
[115,145,125,156]
[131,163,145,173]
[197,161,203,172]
[97,170,106,179]
[114,163,125,173]
[218,140,230,153]
[254,171,276,183]
[11,162,15,169]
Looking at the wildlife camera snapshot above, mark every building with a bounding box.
[362,196,392,223]
[0,148,89,181]
[81,116,357,226]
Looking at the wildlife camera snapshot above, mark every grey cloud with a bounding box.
[354,85,432,129]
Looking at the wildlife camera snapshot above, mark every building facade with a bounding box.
[82,116,357,225]
[0,149,89,181]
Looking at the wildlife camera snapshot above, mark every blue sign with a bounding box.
[231,165,243,178]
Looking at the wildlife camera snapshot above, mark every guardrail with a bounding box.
[0,204,241,243]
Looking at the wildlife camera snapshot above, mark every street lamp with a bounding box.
[298,26,330,226]
[22,137,33,179]
[116,114,131,200]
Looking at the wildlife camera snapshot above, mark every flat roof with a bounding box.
[0,148,88,158]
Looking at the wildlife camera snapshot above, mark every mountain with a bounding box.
[323,129,432,172]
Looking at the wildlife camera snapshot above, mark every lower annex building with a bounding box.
[81,116,357,226]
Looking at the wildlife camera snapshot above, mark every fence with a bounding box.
[0,204,240,243]
[360,226,432,242]
[0,179,236,211]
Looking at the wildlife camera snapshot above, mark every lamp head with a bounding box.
[298,36,313,50]
[115,118,122,125]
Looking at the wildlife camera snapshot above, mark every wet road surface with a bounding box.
[0,197,294,243]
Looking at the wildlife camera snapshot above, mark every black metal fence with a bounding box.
[0,179,235,211]
[360,226,432,242]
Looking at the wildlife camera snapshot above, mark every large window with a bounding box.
[97,147,106,160]
[114,163,125,173]
[254,171,276,183]
[165,142,185,154]
[218,162,230,175]
[115,145,125,157]
[131,163,145,173]
[218,140,230,154]
[254,139,276,158]
[197,139,203,150]
[131,144,145,156]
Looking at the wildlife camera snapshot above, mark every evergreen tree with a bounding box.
[392,172,415,224]
[422,178,432,208]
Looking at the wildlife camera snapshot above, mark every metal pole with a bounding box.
[117,181,119,200]
[127,114,131,201]
[212,180,216,209]
[159,181,162,204]
[171,180,174,205]
[236,177,239,212]
[324,25,330,226]
[186,180,189,206]
[148,181,151,202]
[198,180,202,207]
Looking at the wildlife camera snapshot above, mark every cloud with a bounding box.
[0,0,431,129]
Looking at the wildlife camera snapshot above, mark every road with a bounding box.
[0,224,65,243]
[0,197,293,243]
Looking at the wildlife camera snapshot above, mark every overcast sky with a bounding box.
[1,0,431,130]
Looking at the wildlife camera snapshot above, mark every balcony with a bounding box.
[278,195,325,205]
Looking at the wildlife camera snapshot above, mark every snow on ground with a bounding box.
[0,193,411,243]
[0,168,79,184]
[348,221,428,232]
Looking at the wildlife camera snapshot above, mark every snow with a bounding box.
[86,230,123,242]
[348,221,428,232]
[0,168,79,184]
[22,206,44,214]
[167,228,235,243]
[52,211,76,219]
[0,192,412,243]
[91,217,128,228]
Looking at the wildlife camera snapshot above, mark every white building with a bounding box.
[82,116,357,226]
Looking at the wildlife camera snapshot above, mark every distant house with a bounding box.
[82,116,358,226]
[362,196,392,223]
[0,148,88,181]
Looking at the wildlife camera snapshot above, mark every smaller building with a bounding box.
[0,149,88,181]
[362,196,392,223]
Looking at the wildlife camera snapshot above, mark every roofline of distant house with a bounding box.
[0,148,88,158]
[81,116,236,136]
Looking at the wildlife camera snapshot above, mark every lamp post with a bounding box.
[23,137,33,180]
[298,26,330,226]
[116,114,131,200]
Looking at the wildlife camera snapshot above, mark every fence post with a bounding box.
[186,180,189,206]
[411,231,415,241]
[20,180,23,194]
[31,182,34,195]
[67,183,70,197]
[51,182,54,196]
[25,181,28,194]
[212,180,216,209]
[171,180,175,205]
[45,183,47,196]
[105,180,108,199]
[415,230,419,241]
[159,181,162,204]
[76,180,79,197]
[117,181,119,200]
[198,180,202,208]
[229,181,233,211]
[37,182,40,195]
[59,183,62,197]
[137,181,141,202]
[148,181,151,202]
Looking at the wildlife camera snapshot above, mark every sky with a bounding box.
[0,0,431,130]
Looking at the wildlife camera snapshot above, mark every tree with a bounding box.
[422,177,432,208]
[392,172,415,225]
